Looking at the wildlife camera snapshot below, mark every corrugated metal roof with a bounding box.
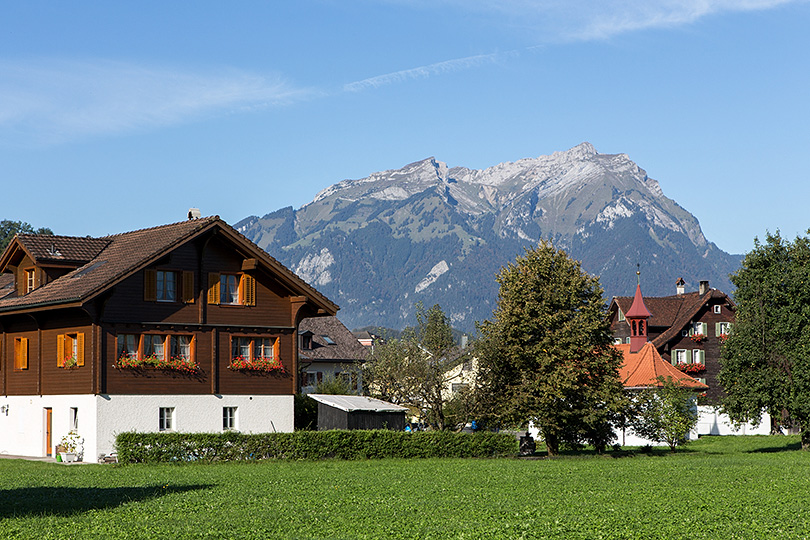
[307,394,408,412]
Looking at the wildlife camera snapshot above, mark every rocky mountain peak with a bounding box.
[237,144,740,332]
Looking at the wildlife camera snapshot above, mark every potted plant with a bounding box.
[59,431,83,463]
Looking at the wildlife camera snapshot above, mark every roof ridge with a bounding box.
[101,215,220,239]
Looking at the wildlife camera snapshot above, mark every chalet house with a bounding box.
[0,216,337,461]
[610,279,769,437]
[609,278,734,404]
[298,316,367,394]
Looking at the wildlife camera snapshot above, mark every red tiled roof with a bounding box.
[616,342,708,390]
[625,283,652,318]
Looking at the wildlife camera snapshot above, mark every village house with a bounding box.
[298,315,367,394]
[0,215,337,461]
[609,278,733,404]
[610,278,769,437]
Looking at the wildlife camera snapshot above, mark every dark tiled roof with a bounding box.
[0,217,220,312]
[0,273,13,300]
[613,289,733,347]
[16,235,111,265]
[0,216,338,315]
[299,316,368,363]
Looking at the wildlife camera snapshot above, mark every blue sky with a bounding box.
[1,0,808,255]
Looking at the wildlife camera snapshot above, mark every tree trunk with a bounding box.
[801,426,810,451]
[545,431,559,457]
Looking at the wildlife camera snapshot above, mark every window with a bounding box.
[691,322,707,336]
[231,336,277,362]
[24,268,36,293]
[156,270,177,302]
[223,407,237,431]
[617,309,625,322]
[14,337,28,370]
[692,349,705,365]
[69,407,78,431]
[57,333,85,368]
[144,334,166,360]
[717,322,732,337]
[159,407,175,431]
[303,371,323,387]
[207,273,256,306]
[673,349,688,365]
[144,269,194,303]
[221,274,240,304]
[117,334,138,361]
[713,305,722,314]
[301,334,313,350]
[321,335,335,345]
[171,335,192,360]
[613,338,623,345]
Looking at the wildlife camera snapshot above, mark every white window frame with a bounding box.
[713,305,722,314]
[674,349,688,365]
[159,407,175,431]
[223,407,237,431]
[69,407,78,431]
[692,349,705,365]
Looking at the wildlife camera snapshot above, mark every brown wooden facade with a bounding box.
[0,217,338,398]
[609,280,734,404]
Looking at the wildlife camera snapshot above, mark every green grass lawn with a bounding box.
[1,435,809,539]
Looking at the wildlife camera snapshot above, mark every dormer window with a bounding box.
[24,268,35,293]
[301,334,313,350]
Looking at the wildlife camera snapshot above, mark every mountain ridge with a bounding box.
[237,143,740,331]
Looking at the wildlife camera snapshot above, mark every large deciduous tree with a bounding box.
[363,303,466,430]
[475,240,626,456]
[719,231,810,448]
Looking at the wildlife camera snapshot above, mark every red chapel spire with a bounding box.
[626,271,652,353]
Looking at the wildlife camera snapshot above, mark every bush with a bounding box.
[115,430,518,463]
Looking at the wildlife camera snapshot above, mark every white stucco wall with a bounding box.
[0,394,294,461]
[696,406,770,436]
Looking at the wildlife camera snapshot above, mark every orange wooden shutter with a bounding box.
[207,273,220,305]
[182,271,195,303]
[190,335,196,363]
[57,334,65,367]
[241,274,256,306]
[77,333,85,367]
[273,338,280,362]
[144,269,157,302]
[16,337,28,370]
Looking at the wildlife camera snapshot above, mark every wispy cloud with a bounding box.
[0,59,315,145]
[344,0,800,94]
[344,52,509,92]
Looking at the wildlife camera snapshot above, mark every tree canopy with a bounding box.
[629,377,699,452]
[363,303,468,430]
[0,220,53,252]
[475,240,626,456]
[719,231,810,448]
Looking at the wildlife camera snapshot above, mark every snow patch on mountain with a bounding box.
[415,260,449,293]
[596,199,635,229]
[295,248,335,286]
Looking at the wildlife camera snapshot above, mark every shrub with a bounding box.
[115,430,518,463]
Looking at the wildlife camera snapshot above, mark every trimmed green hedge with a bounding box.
[115,430,518,463]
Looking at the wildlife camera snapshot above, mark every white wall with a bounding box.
[0,394,294,461]
[696,406,770,436]
[0,395,97,459]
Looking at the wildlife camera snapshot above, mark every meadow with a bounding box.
[1,435,809,539]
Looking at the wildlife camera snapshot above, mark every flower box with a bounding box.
[228,356,286,373]
[115,355,199,373]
